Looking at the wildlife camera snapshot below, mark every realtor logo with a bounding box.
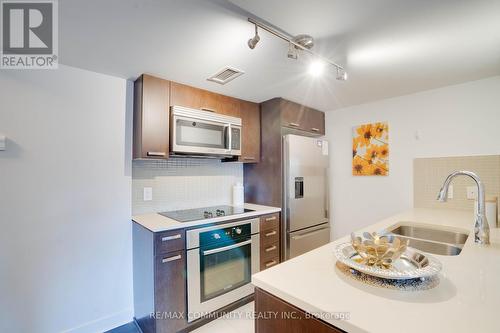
[1,0,58,69]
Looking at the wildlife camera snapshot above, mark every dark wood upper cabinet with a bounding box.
[280,98,307,131]
[304,107,325,135]
[133,74,170,159]
[170,81,241,117]
[218,95,241,118]
[279,98,325,135]
[238,100,260,163]
[170,81,219,112]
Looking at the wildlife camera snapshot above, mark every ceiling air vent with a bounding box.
[207,67,244,85]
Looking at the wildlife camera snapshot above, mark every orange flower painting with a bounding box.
[352,122,389,176]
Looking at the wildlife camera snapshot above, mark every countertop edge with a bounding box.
[132,204,281,232]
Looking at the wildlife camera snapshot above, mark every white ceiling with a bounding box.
[59,0,500,111]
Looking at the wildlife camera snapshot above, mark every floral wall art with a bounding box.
[352,122,389,176]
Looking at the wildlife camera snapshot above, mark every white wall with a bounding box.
[326,76,500,240]
[0,65,133,332]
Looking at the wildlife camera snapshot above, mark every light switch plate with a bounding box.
[0,135,5,151]
[466,186,477,200]
[447,185,453,199]
[143,187,153,201]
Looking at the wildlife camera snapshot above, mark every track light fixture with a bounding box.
[287,42,298,59]
[247,18,347,80]
[247,24,260,49]
[336,68,348,81]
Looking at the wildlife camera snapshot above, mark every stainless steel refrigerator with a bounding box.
[282,134,330,259]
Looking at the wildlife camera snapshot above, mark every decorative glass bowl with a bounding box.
[350,232,408,269]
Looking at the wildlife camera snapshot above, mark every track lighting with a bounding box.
[247,24,260,49]
[287,43,298,59]
[247,18,348,81]
[293,34,314,50]
[336,68,348,81]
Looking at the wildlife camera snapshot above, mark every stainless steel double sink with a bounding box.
[386,224,469,256]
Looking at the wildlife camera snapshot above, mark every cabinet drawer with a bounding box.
[260,256,279,271]
[260,242,279,262]
[261,227,279,245]
[155,229,185,255]
[260,213,280,231]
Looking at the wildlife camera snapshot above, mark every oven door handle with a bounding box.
[202,239,251,256]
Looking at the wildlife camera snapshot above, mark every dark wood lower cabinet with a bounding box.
[255,288,346,333]
[155,250,187,333]
[133,223,188,333]
[259,213,280,270]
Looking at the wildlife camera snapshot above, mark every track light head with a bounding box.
[287,43,298,59]
[247,25,260,49]
[336,68,348,81]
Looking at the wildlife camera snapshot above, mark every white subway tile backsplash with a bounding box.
[132,158,243,215]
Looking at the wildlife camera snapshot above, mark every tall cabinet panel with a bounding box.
[238,100,261,163]
[133,74,170,159]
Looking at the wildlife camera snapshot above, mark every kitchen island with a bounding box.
[252,208,500,333]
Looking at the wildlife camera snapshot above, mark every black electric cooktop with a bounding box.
[159,205,254,222]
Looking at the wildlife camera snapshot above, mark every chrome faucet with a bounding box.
[437,170,490,245]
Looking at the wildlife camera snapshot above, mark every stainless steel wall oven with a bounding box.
[186,218,260,321]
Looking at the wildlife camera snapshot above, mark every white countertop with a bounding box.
[132,203,281,232]
[252,208,500,333]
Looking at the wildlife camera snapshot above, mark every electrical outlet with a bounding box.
[466,186,477,200]
[447,185,453,199]
[143,187,153,201]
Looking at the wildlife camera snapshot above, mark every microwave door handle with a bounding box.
[226,124,232,152]
[202,239,251,256]
[223,124,228,150]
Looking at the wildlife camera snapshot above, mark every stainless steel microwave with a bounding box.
[170,106,242,157]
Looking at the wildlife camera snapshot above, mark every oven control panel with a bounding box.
[200,223,251,246]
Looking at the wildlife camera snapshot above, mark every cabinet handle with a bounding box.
[289,122,300,127]
[162,254,182,263]
[243,157,255,160]
[162,234,182,242]
[265,230,277,237]
[201,107,216,113]
[265,216,277,222]
[311,128,320,132]
[265,245,277,252]
[265,260,278,268]
[147,151,166,157]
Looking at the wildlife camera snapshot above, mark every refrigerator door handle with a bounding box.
[291,224,330,240]
[325,168,329,219]
[282,135,291,260]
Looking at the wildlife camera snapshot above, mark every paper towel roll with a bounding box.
[233,183,244,207]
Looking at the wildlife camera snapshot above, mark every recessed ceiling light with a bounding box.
[308,60,325,77]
